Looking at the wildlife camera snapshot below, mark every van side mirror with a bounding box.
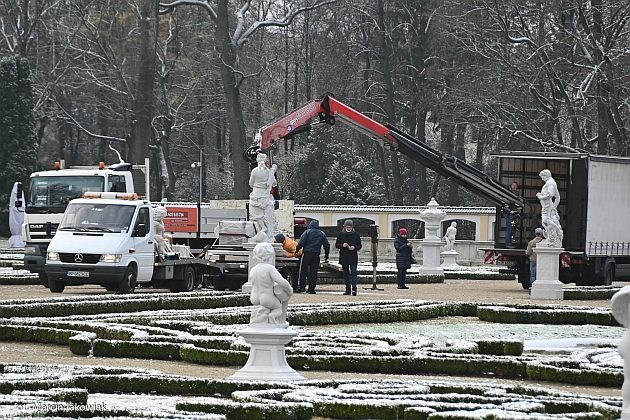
[134,223,147,237]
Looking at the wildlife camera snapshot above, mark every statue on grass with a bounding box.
[249,242,293,327]
[536,169,563,248]
[248,153,277,243]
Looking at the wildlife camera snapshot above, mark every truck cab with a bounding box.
[44,193,153,293]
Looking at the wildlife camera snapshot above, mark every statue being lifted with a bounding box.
[536,169,563,248]
[248,153,277,243]
[249,242,294,327]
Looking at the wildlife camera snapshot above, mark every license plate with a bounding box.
[67,271,89,278]
[496,260,516,267]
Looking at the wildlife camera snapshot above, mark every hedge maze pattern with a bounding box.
[0,291,624,418]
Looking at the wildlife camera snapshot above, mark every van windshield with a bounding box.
[27,176,105,213]
[59,203,136,233]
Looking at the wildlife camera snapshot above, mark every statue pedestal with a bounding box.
[241,242,283,293]
[441,250,459,267]
[530,246,564,300]
[228,324,305,381]
[418,238,444,275]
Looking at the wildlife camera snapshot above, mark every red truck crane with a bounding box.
[247,94,630,288]
[247,94,525,211]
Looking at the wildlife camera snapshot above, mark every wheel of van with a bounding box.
[119,265,137,294]
[39,273,49,288]
[603,260,615,286]
[48,278,65,293]
[180,266,196,292]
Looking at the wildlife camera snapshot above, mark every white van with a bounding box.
[45,193,205,293]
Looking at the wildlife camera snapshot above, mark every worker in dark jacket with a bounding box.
[295,220,330,294]
[335,219,362,296]
[394,227,412,289]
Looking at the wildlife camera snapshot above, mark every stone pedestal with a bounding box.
[228,324,305,381]
[418,198,446,276]
[441,250,460,267]
[530,246,564,300]
[241,242,283,293]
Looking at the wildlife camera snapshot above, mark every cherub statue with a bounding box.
[249,242,293,327]
[248,153,277,243]
[153,206,171,259]
[612,286,630,416]
[443,221,457,251]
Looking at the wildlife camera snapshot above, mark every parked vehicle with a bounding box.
[43,193,300,293]
[22,157,148,286]
[482,151,630,288]
[44,193,212,293]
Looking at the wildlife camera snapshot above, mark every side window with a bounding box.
[108,175,127,192]
[134,207,150,236]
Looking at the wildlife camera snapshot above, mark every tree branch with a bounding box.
[159,0,217,21]
[52,95,127,143]
[235,0,337,47]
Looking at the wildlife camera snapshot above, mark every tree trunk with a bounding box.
[129,0,159,165]
[376,0,403,205]
[217,0,249,199]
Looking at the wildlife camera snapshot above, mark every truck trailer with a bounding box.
[484,151,630,288]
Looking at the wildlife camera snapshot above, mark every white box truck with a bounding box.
[483,152,630,288]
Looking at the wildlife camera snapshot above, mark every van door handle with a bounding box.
[129,248,136,253]
[147,241,153,244]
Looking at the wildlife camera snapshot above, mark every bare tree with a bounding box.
[159,0,337,199]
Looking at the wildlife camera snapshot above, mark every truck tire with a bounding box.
[39,273,49,288]
[171,266,195,293]
[119,265,137,294]
[603,259,615,286]
[48,278,65,293]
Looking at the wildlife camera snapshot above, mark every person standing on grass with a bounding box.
[295,220,330,294]
[526,228,544,287]
[394,227,412,289]
[335,219,362,296]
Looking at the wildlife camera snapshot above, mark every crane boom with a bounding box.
[254,94,524,209]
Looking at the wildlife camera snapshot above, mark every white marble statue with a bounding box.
[153,206,171,259]
[536,169,563,248]
[8,182,25,248]
[249,242,293,327]
[443,221,457,251]
[248,153,277,243]
[612,286,630,417]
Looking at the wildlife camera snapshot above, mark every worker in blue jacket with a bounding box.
[295,220,330,294]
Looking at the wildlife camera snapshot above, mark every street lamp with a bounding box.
[190,148,203,205]
[190,148,203,240]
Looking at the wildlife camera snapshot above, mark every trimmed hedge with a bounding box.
[177,398,313,420]
[477,305,617,326]
[0,292,250,318]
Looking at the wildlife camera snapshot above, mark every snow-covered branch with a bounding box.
[235,0,338,48]
[159,0,217,21]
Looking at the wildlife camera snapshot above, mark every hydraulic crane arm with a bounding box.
[252,94,524,209]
